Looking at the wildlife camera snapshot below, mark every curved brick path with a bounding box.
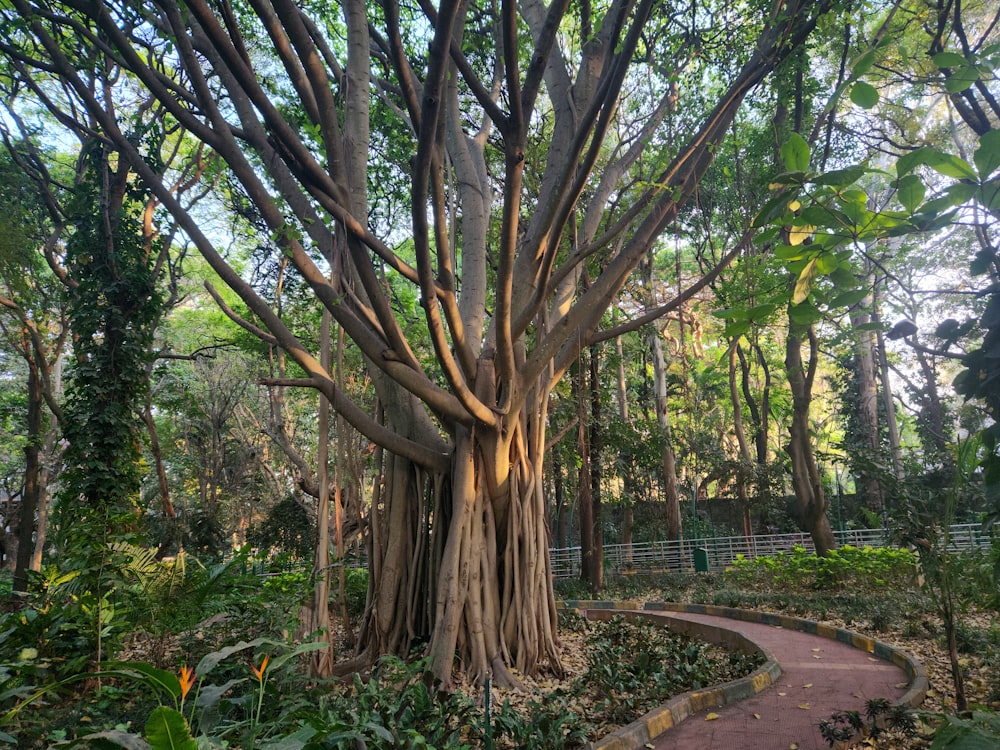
[648,611,911,750]
[568,603,926,750]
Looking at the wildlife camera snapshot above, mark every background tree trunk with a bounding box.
[784,318,837,555]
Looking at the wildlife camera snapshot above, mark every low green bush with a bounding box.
[725,544,917,592]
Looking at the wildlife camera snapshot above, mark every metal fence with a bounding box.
[548,523,990,578]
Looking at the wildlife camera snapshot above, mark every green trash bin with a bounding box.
[693,547,710,572]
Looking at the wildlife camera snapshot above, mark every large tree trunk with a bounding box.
[359,359,561,688]
[784,318,837,556]
[13,359,44,593]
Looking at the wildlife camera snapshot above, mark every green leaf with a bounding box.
[896,174,926,212]
[931,51,967,68]
[788,301,822,325]
[815,254,840,274]
[774,244,806,260]
[944,64,980,93]
[711,307,745,319]
[752,191,795,228]
[811,166,866,187]
[974,130,1000,179]
[261,726,319,750]
[849,81,879,109]
[103,663,182,701]
[897,146,976,179]
[145,708,196,750]
[195,638,269,678]
[781,133,810,172]
[830,289,869,308]
[747,303,777,321]
[725,320,751,338]
[851,49,877,76]
[792,258,818,304]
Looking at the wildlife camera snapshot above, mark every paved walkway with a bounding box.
[648,611,910,750]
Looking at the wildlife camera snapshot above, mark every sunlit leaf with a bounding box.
[788,225,815,246]
[944,65,979,93]
[897,146,977,180]
[781,132,810,172]
[896,174,925,212]
[811,166,865,187]
[792,258,818,304]
[849,81,879,109]
[815,254,840,274]
[974,130,1000,179]
[931,51,967,68]
[851,49,876,76]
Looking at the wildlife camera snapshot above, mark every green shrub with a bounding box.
[725,545,917,592]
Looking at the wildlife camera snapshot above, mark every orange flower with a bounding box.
[251,654,270,682]
[179,665,195,700]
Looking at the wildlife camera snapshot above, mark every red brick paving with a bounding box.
[648,611,910,750]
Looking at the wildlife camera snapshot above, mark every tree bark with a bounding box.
[784,317,837,556]
[849,289,885,512]
[650,324,683,540]
[13,359,44,593]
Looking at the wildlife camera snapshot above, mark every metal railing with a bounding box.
[548,523,990,578]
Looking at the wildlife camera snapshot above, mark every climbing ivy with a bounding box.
[57,139,163,530]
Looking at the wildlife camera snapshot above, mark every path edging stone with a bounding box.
[560,601,928,750]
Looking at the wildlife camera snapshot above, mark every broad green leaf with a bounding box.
[788,301,822,325]
[839,188,869,205]
[752,192,795,228]
[974,130,1000,179]
[830,267,858,289]
[103,663,182,701]
[788,225,815,246]
[849,81,879,109]
[747,303,777,321]
[781,132,810,172]
[261,726,319,750]
[195,638,270,677]
[774,244,806,260]
[897,147,977,180]
[712,307,745,319]
[145,707,196,750]
[851,49,877,76]
[792,258,818,304]
[931,51,967,68]
[725,320,751,338]
[195,678,245,710]
[816,254,840,274]
[978,179,1000,215]
[831,289,868,308]
[811,166,865,187]
[944,65,980,93]
[896,174,926,212]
